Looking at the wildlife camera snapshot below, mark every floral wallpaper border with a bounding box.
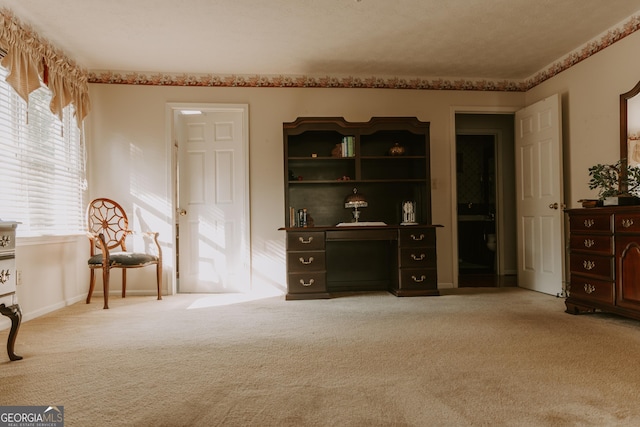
[88,14,640,92]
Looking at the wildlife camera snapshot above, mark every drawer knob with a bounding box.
[298,256,314,265]
[410,233,425,241]
[411,253,426,261]
[583,239,595,248]
[582,260,596,271]
[0,235,10,247]
[0,269,10,284]
[298,236,314,244]
[411,274,426,283]
[299,279,315,287]
[584,283,596,294]
[584,219,595,228]
[622,218,634,228]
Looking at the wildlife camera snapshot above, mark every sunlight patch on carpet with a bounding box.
[187,293,274,309]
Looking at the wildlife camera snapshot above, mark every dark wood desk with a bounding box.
[282,225,440,300]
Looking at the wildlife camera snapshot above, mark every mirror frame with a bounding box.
[621,80,640,163]
[620,81,640,193]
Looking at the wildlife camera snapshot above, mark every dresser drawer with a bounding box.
[287,231,325,251]
[569,213,612,233]
[614,213,640,233]
[399,247,436,268]
[569,234,613,255]
[0,228,16,254]
[568,276,614,305]
[0,255,17,297]
[399,228,435,248]
[287,272,327,293]
[287,251,326,272]
[569,253,613,280]
[398,268,437,290]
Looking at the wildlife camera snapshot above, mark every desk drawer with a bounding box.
[326,228,397,241]
[399,228,435,248]
[0,256,16,297]
[287,272,327,293]
[398,268,437,290]
[568,276,614,305]
[399,247,436,268]
[287,251,326,272]
[287,231,325,251]
[569,253,613,280]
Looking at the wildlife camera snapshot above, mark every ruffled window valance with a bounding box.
[0,9,90,128]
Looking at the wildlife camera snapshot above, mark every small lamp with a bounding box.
[344,188,368,222]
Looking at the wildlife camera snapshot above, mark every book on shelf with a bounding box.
[341,136,355,157]
[289,207,296,227]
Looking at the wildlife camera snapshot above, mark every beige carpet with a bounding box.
[1,287,640,426]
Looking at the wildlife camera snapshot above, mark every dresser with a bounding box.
[0,221,22,360]
[566,207,640,320]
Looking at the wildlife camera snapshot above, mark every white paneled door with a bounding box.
[177,106,250,293]
[515,94,564,295]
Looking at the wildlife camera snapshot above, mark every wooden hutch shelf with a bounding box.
[281,117,439,300]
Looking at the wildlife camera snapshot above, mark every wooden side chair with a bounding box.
[86,198,162,309]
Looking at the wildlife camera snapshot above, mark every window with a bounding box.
[0,66,86,236]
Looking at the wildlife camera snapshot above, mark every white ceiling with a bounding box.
[2,0,640,82]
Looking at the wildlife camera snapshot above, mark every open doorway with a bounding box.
[456,134,497,278]
[455,114,517,288]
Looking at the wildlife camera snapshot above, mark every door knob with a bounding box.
[178,208,187,216]
[549,203,559,210]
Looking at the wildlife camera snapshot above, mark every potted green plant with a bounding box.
[588,158,640,205]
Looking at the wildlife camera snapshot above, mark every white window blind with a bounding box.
[0,66,86,236]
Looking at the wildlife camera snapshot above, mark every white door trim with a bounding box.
[165,103,250,296]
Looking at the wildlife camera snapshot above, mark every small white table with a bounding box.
[0,221,22,361]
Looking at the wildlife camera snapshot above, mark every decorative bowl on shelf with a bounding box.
[389,142,406,156]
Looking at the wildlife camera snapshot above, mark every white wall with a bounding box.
[526,30,640,208]
[0,235,87,330]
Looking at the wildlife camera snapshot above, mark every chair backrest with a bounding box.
[87,198,130,253]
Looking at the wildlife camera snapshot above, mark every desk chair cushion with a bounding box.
[88,252,159,267]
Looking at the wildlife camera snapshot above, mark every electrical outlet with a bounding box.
[16,270,22,285]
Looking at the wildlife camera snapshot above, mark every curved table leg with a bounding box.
[0,303,22,361]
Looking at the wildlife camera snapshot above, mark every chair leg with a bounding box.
[102,267,110,309]
[87,269,96,304]
[122,269,127,298]
[156,264,162,300]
